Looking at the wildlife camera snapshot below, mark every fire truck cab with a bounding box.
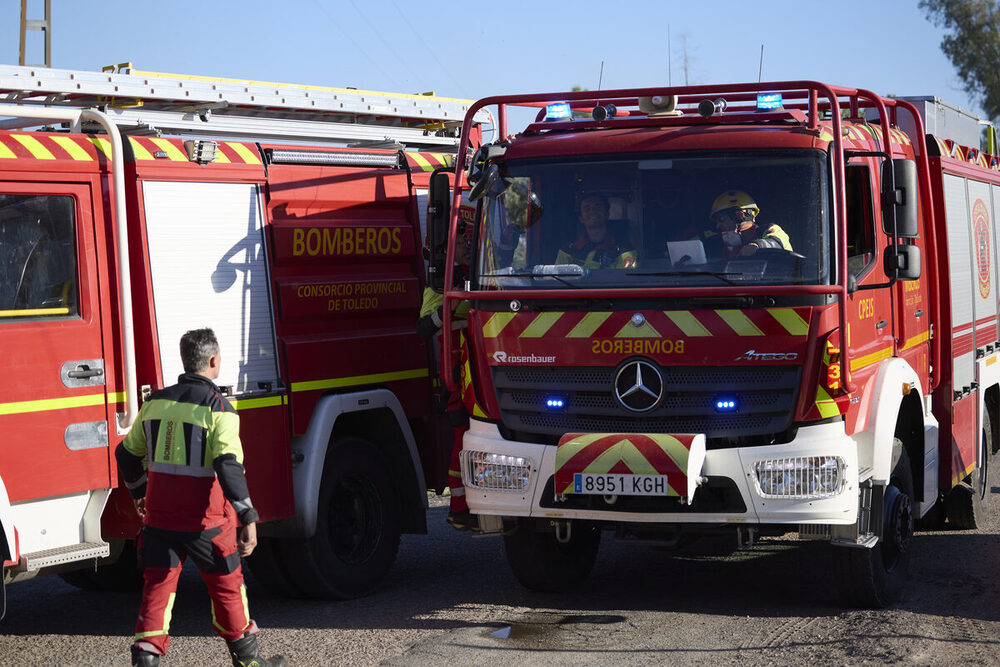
[432,82,998,607]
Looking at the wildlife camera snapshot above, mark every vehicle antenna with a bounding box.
[598,61,604,91]
[758,44,764,82]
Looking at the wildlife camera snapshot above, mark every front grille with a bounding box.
[493,364,800,445]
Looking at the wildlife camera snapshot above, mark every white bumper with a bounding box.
[461,420,858,525]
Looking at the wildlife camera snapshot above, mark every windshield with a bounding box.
[475,151,829,289]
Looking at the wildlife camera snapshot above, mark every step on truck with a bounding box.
[0,63,486,612]
[429,82,1000,607]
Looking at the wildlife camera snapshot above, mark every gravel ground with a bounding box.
[2,492,1000,666]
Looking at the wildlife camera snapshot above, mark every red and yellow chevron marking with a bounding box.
[459,330,487,418]
[481,307,811,341]
[128,137,262,164]
[405,152,455,172]
[0,133,112,162]
[554,432,700,496]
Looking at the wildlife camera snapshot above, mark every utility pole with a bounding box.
[19,0,52,67]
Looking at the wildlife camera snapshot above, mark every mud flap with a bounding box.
[553,433,707,504]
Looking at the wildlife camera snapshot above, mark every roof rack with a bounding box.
[0,64,487,149]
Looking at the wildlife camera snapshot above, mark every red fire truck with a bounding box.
[430,82,1000,607]
[0,63,485,611]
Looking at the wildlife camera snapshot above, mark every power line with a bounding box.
[347,0,426,91]
[388,0,468,97]
[310,0,403,90]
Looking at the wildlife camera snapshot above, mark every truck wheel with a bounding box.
[835,448,914,608]
[503,519,600,592]
[245,535,308,598]
[945,410,995,529]
[58,539,143,592]
[273,438,401,599]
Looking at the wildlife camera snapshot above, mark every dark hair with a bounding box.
[578,194,609,213]
[179,328,219,374]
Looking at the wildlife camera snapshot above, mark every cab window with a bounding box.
[0,194,78,318]
[845,165,876,278]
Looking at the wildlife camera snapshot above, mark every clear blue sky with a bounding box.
[2,0,984,119]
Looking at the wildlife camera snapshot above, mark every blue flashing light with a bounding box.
[545,102,572,121]
[545,396,567,409]
[715,396,739,412]
[756,93,783,111]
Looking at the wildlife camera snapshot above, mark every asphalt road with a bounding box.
[3,495,1000,666]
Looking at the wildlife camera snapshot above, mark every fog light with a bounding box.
[753,456,845,499]
[462,450,532,491]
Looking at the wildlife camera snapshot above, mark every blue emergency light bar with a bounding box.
[756,93,783,111]
[545,102,572,120]
[545,396,567,409]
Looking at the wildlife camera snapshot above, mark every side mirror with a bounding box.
[426,169,452,291]
[469,163,501,202]
[883,243,921,281]
[881,159,919,238]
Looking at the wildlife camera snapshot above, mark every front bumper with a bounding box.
[461,420,858,525]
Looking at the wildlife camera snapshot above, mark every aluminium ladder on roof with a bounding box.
[0,64,487,148]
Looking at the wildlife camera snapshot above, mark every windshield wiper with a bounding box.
[625,270,739,286]
[481,267,583,289]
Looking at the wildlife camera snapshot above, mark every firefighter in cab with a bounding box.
[555,194,636,269]
[709,190,792,257]
[418,223,475,530]
[116,329,284,667]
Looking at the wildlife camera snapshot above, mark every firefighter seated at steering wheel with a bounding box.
[555,194,636,269]
[709,190,792,258]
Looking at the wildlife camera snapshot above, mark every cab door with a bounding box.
[0,183,110,503]
[844,161,894,391]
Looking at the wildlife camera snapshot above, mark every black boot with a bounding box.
[227,633,287,667]
[130,645,160,667]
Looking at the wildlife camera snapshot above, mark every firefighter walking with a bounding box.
[115,328,285,667]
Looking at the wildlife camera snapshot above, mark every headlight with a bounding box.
[462,450,532,491]
[753,456,846,499]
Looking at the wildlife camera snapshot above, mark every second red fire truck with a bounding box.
[0,63,485,611]
[431,81,1000,607]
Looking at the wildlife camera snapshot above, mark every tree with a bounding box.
[921,0,1000,119]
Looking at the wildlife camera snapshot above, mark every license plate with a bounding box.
[572,473,669,496]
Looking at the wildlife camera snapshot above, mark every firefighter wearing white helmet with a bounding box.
[710,190,791,257]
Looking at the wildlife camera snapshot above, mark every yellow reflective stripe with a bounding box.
[136,591,175,640]
[768,308,810,336]
[850,346,893,372]
[0,392,107,416]
[814,385,840,419]
[130,138,155,160]
[50,136,93,161]
[0,307,71,317]
[665,311,712,337]
[901,329,929,351]
[716,310,764,336]
[291,368,427,393]
[227,142,261,164]
[519,312,562,338]
[567,312,611,338]
[615,320,661,338]
[229,395,286,410]
[0,140,15,159]
[89,137,113,159]
[211,146,231,163]
[107,391,127,404]
[149,138,187,161]
[12,134,55,159]
[409,152,434,171]
[482,312,517,338]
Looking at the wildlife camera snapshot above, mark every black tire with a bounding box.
[835,447,915,608]
[272,438,401,599]
[503,519,600,593]
[245,535,308,598]
[58,540,143,592]
[945,409,996,529]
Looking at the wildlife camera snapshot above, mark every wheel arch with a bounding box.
[262,388,426,539]
[868,357,930,485]
[0,475,15,564]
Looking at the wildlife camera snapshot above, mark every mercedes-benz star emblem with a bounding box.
[614,360,663,412]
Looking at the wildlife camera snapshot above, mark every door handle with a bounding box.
[914,309,924,317]
[876,320,887,329]
[68,367,104,379]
